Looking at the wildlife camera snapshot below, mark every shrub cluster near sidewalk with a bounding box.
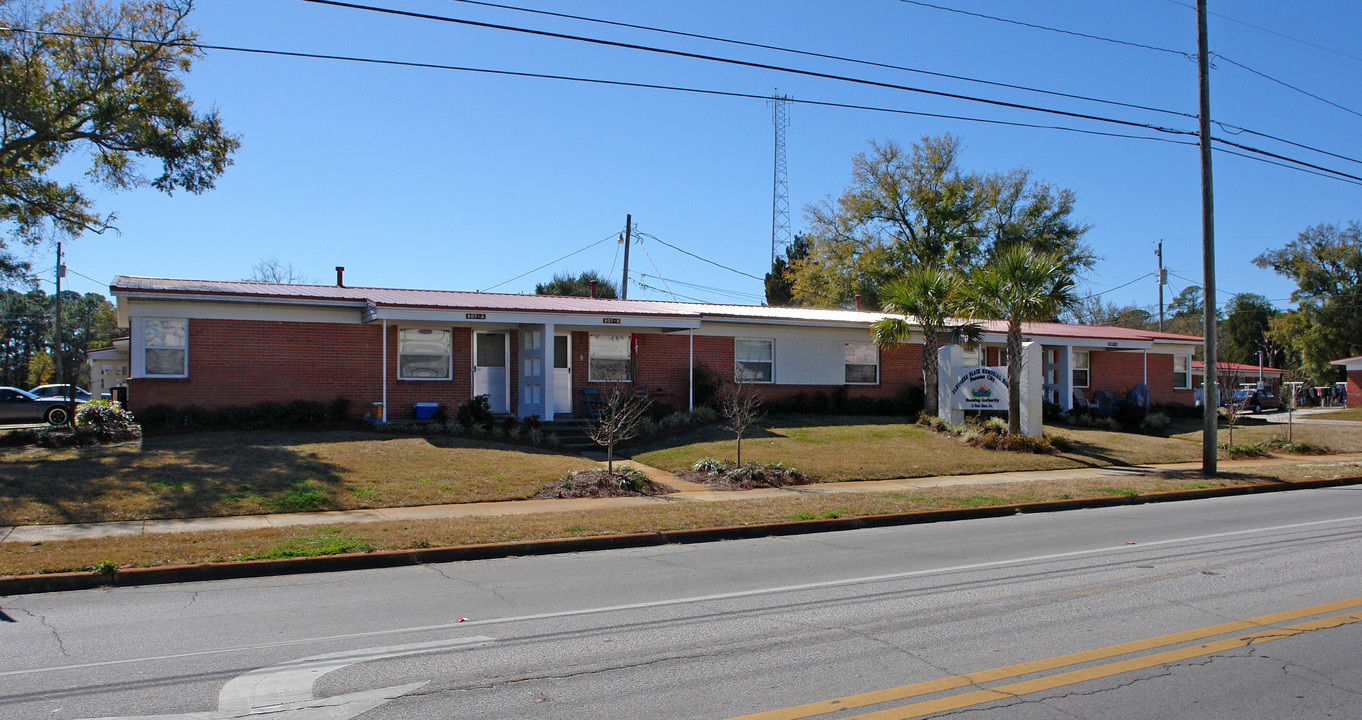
[0,400,142,448]
[918,414,1067,454]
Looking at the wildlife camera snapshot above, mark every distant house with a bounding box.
[86,337,129,399]
[1191,360,1287,394]
[104,275,1202,420]
[1330,355,1362,408]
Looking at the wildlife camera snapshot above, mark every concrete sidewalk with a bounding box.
[6,452,1362,546]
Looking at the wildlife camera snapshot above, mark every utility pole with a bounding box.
[1197,0,1218,475]
[620,213,632,300]
[54,242,67,414]
[1156,240,1166,332]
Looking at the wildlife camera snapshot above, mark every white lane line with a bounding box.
[10,512,1362,680]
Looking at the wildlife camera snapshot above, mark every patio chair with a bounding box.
[581,387,603,419]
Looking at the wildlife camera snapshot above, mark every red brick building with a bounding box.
[1330,356,1362,408]
[108,276,1202,420]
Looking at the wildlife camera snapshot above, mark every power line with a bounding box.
[1159,0,1362,65]
[444,0,1362,164]
[899,0,1362,121]
[444,0,1199,122]
[0,26,1194,147]
[635,273,764,302]
[299,0,1196,137]
[897,0,1191,58]
[1085,272,1156,298]
[634,231,765,281]
[7,22,1361,187]
[1213,53,1362,119]
[299,1,1362,185]
[632,279,711,304]
[480,233,615,292]
[636,240,676,300]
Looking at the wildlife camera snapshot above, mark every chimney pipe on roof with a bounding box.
[589,279,599,299]
[335,267,345,287]
[854,294,862,311]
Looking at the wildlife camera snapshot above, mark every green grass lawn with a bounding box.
[630,415,1207,480]
[6,460,1359,577]
[1169,417,1362,452]
[0,430,596,526]
[7,415,1362,530]
[1309,407,1362,422]
[6,417,1362,576]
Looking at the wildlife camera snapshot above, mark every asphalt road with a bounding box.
[3,487,1361,719]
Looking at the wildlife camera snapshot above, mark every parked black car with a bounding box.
[1230,389,1284,414]
[0,386,81,425]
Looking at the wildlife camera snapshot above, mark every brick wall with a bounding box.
[1348,370,1362,409]
[127,318,1191,419]
[572,333,923,414]
[1087,350,1194,406]
[128,319,475,419]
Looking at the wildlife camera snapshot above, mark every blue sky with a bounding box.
[38,0,1362,320]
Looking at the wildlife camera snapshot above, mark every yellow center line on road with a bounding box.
[846,610,1362,720]
[726,596,1362,720]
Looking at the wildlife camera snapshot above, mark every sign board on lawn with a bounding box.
[950,366,1009,410]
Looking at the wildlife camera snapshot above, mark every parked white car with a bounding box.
[29,384,93,401]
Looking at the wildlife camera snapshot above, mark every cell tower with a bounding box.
[769,90,792,266]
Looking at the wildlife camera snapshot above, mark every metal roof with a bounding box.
[110,275,1205,343]
[1192,360,1286,374]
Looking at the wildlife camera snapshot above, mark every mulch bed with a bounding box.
[536,468,678,499]
[678,463,817,491]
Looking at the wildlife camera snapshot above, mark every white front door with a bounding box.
[553,334,572,416]
[474,332,508,413]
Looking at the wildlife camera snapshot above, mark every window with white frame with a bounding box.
[589,334,631,381]
[1173,354,1191,389]
[399,328,452,379]
[844,343,879,384]
[735,338,774,382]
[143,319,188,377]
[997,346,1008,367]
[1073,350,1090,388]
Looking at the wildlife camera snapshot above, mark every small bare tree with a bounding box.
[585,384,651,473]
[247,256,314,284]
[720,367,763,466]
[1215,350,1248,449]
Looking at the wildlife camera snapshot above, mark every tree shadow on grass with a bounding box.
[1148,468,1281,484]
[1054,438,1140,468]
[0,431,352,525]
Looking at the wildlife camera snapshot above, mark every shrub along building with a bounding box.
[107,274,1201,421]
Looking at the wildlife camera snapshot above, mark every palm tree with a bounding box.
[963,245,1078,435]
[872,266,980,416]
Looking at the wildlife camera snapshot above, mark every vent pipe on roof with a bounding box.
[335,267,345,287]
[854,294,862,311]
[589,279,599,299]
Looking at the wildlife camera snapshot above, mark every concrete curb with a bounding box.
[4,475,1361,596]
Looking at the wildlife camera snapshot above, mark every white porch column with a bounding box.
[937,344,964,424]
[1019,342,1043,438]
[381,320,388,422]
[1059,346,1074,411]
[542,322,555,422]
